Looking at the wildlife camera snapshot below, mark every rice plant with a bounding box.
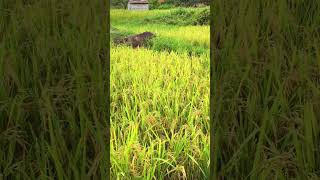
[111,8,210,179]
[211,0,320,179]
[0,0,109,179]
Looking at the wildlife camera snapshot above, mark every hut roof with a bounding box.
[128,0,148,4]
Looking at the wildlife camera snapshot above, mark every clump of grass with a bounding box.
[151,36,208,56]
[156,4,176,10]
[111,27,133,40]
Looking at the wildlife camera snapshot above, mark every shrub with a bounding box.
[111,0,128,9]
[162,0,209,7]
[149,0,160,10]
[157,4,176,9]
[144,7,209,26]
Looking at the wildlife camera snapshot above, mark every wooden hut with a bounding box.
[128,0,149,10]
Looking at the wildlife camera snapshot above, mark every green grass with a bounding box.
[111,8,210,56]
[111,8,210,179]
[0,0,109,179]
[211,0,320,179]
[144,7,210,26]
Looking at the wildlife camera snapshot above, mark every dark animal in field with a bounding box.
[114,32,155,48]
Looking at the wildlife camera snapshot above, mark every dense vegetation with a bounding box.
[111,8,209,179]
[0,0,109,179]
[2,0,320,179]
[111,8,209,55]
[144,7,209,26]
[211,0,320,179]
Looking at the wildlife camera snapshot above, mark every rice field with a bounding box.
[210,0,320,179]
[1,0,109,179]
[2,1,320,179]
[110,8,210,179]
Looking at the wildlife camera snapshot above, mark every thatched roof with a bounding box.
[128,0,148,4]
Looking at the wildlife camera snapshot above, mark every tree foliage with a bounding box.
[111,0,128,9]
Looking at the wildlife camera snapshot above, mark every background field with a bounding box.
[111,8,210,179]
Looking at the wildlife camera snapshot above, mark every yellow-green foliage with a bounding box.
[111,9,170,21]
[116,24,210,48]
[111,9,210,49]
[111,8,209,179]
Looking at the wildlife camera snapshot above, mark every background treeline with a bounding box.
[111,0,210,9]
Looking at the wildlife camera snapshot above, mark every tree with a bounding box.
[111,0,128,9]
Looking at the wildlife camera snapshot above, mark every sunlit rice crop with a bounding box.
[110,46,210,179]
